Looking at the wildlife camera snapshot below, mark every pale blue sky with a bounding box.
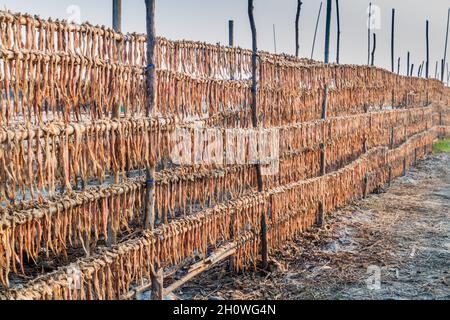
[1,0,449,76]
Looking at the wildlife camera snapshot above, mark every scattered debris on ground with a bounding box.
[173,153,450,300]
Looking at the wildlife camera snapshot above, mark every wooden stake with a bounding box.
[324,0,332,63]
[336,0,341,63]
[388,165,392,187]
[410,63,414,77]
[320,85,328,176]
[443,8,449,82]
[229,20,234,46]
[273,24,277,53]
[391,9,395,73]
[368,2,372,65]
[318,201,325,227]
[229,20,235,80]
[397,57,400,75]
[295,0,303,58]
[426,20,430,78]
[435,60,439,78]
[108,0,122,245]
[144,0,162,300]
[371,33,376,66]
[407,51,410,76]
[311,2,323,59]
[363,173,369,198]
[113,0,122,32]
[248,0,267,270]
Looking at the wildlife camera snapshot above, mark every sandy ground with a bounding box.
[173,153,450,300]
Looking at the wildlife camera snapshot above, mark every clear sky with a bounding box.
[1,0,449,77]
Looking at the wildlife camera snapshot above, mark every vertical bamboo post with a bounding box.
[335,0,341,63]
[371,33,376,66]
[388,165,392,187]
[248,0,267,270]
[410,63,414,77]
[320,85,328,176]
[368,2,372,65]
[144,0,163,300]
[111,0,122,119]
[391,9,395,73]
[363,173,369,198]
[324,0,332,63]
[318,201,325,227]
[295,0,303,58]
[273,24,277,53]
[403,157,407,176]
[443,8,449,82]
[407,51,410,76]
[144,0,156,231]
[229,20,234,46]
[229,20,235,80]
[108,0,122,246]
[311,2,323,59]
[113,0,122,32]
[318,85,328,227]
[397,57,401,75]
[435,61,439,78]
[426,20,430,78]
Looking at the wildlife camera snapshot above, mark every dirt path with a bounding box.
[176,153,450,300]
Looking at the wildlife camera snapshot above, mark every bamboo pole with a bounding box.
[229,20,234,47]
[108,0,122,246]
[248,0,267,270]
[407,51,410,76]
[273,24,277,53]
[391,9,395,73]
[324,0,332,63]
[229,20,235,80]
[295,0,303,57]
[410,63,414,77]
[397,57,400,75]
[144,0,162,300]
[368,2,372,65]
[336,0,341,63]
[435,61,439,78]
[442,8,449,82]
[113,0,122,32]
[371,33,376,66]
[320,85,328,176]
[426,20,430,78]
[311,2,323,59]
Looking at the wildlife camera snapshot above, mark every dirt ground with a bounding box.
[174,153,450,300]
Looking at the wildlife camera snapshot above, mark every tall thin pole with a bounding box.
[324,0,332,63]
[295,0,303,58]
[435,61,439,78]
[248,0,267,270]
[368,2,372,65]
[273,24,277,53]
[391,9,395,73]
[371,33,376,66]
[228,20,234,46]
[426,20,429,78]
[443,8,450,82]
[407,51,410,76]
[108,0,122,246]
[397,57,400,75]
[144,0,162,300]
[311,2,323,59]
[144,0,156,230]
[113,0,122,32]
[410,64,414,77]
[336,0,341,63]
